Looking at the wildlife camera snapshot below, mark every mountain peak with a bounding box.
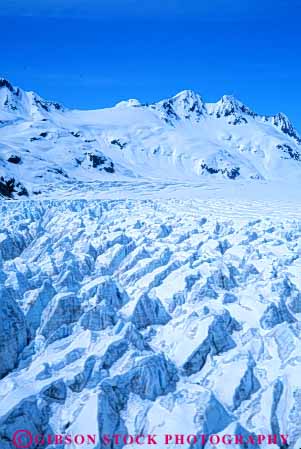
[270,112,301,144]
[220,94,239,103]
[213,94,256,118]
[173,89,203,100]
[153,89,206,124]
[0,78,63,118]
[0,78,15,93]
[115,98,141,108]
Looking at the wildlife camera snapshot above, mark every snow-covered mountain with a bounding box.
[0,78,301,198]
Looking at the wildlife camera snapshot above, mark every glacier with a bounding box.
[0,199,301,449]
[1,78,301,449]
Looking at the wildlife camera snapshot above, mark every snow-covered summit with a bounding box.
[0,78,301,199]
[115,98,141,108]
[0,77,63,120]
[209,94,256,119]
[151,89,207,124]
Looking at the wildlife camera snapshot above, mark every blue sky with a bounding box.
[0,1,300,130]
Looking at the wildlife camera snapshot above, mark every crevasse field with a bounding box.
[0,81,301,449]
[1,199,301,449]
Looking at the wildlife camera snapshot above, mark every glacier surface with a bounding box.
[0,199,301,449]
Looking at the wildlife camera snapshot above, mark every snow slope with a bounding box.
[0,79,301,198]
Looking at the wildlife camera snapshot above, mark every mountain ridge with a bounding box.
[0,78,300,199]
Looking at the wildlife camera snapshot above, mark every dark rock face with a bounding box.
[7,155,21,164]
[0,177,28,198]
[89,153,107,168]
[159,100,179,124]
[0,78,14,92]
[0,288,28,379]
[272,113,301,144]
[153,90,206,125]
[34,97,62,112]
[276,144,301,161]
[86,153,115,172]
[228,116,248,125]
[104,162,115,173]
[46,167,69,178]
[111,139,127,149]
[200,163,240,179]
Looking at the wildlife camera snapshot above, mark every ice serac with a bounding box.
[270,379,289,449]
[41,379,67,403]
[25,280,57,338]
[260,299,296,330]
[98,353,178,449]
[0,287,28,379]
[0,397,53,449]
[39,292,81,340]
[80,303,117,331]
[100,339,129,369]
[98,381,128,449]
[131,292,171,329]
[68,356,96,392]
[96,277,129,308]
[183,310,241,375]
[234,423,260,449]
[232,357,261,410]
[203,394,233,436]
